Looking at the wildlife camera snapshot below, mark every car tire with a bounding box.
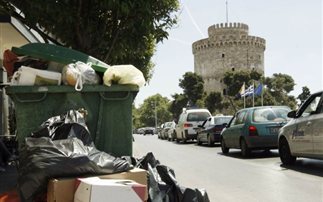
[207,135,214,146]
[279,138,296,165]
[197,137,202,145]
[221,138,229,154]
[240,139,250,157]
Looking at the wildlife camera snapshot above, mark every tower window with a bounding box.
[223,89,227,95]
[232,68,235,71]
[222,53,225,58]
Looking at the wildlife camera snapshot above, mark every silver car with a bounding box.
[278,91,323,165]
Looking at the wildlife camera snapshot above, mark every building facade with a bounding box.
[192,22,266,94]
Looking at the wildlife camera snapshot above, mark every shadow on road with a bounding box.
[218,149,280,159]
[280,159,323,177]
[195,143,221,148]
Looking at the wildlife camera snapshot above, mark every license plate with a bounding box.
[269,127,280,135]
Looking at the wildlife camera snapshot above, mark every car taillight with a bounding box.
[184,123,193,128]
[249,125,258,136]
[213,127,222,133]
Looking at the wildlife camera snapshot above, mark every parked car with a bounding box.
[278,91,323,165]
[143,127,155,135]
[166,121,177,141]
[221,106,291,157]
[175,108,212,143]
[160,122,173,139]
[196,115,233,146]
[158,124,165,139]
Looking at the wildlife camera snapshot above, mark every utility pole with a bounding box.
[154,100,157,131]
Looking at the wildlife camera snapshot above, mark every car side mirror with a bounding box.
[287,110,296,118]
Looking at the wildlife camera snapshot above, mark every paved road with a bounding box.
[133,134,323,202]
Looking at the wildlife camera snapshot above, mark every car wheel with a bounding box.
[197,137,202,145]
[240,139,250,157]
[207,135,214,146]
[182,133,187,143]
[279,138,296,165]
[221,138,229,154]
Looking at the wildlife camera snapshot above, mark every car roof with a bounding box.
[237,105,290,112]
[185,108,210,113]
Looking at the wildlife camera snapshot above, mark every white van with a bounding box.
[175,108,212,143]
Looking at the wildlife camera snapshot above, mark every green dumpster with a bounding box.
[6,84,138,157]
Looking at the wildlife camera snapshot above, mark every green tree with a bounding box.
[223,70,262,96]
[137,94,172,127]
[297,86,311,104]
[264,73,297,109]
[179,72,204,106]
[169,93,188,122]
[0,0,179,81]
[204,92,222,114]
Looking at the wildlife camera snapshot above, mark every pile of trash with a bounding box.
[0,110,209,202]
[3,43,146,89]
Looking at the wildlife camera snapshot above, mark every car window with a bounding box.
[231,111,247,126]
[253,107,290,122]
[300,94,322,117]
[214,117,232,125]
[187,112,210,122]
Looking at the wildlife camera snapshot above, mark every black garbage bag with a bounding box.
[31,109,93,146]
[18,109,133,202]
[18,137,133,202]
[135,152,210,202]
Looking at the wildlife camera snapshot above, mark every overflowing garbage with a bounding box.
[3,43,146,88]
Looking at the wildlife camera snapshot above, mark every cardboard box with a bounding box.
[74,178,146,202]
[47,168,148,202]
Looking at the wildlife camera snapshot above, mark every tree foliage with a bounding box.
[137,94,172,128]
[205,92,222,114]
[0,0,179,81]
[223,70,262,96]
[297,86,311,104]
[169,93,188,121]
[179,72,204,106]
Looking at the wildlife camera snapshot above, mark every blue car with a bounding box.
[221,106,291,157]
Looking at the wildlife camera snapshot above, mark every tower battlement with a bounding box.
[208,22,249,37]
[192,22,266,95]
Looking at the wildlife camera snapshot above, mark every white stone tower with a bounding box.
[192,22,266,94]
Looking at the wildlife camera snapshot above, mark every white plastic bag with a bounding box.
[62,61,100,91]
[103,65,145,87]
[11,66,62,86]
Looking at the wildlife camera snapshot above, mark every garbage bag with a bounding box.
[103,64,146,87]
[62,61,100,91]
[135,152,210,202]
[31,109,93,146]
[18,137,133,202]
[18,110,133,202]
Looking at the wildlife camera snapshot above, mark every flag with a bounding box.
[235,83,245,98]
[254,83,263,96]
[239,83,245,96]
[243,85,254,97]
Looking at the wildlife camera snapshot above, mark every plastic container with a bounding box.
[5,84,138,157]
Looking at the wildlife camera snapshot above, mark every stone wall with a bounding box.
[192,22,266,94]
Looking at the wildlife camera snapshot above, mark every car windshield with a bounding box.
[253,107,290,123]
[213,117,232,125]
[187,112,210,122]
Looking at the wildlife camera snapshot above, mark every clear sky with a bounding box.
[134,0,322,107]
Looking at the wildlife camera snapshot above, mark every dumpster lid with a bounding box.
[12,43,109,73]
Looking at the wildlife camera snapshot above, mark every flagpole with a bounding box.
[261,85,264,106]
[243,82,246,108]
[252,81,255,107]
